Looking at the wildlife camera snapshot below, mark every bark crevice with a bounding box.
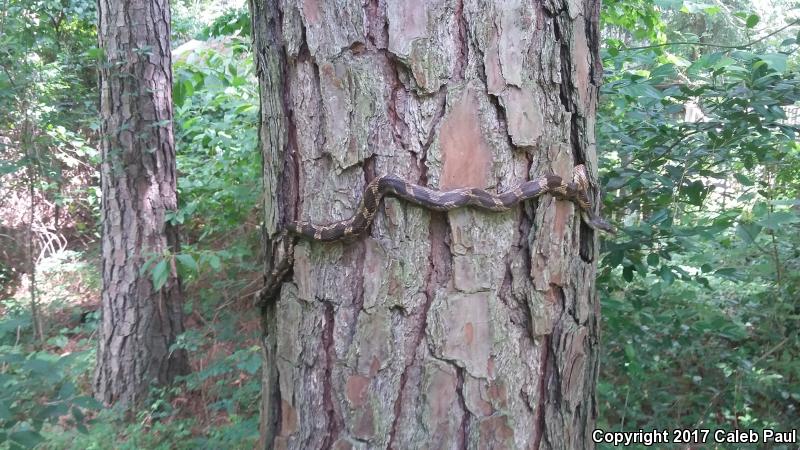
[532,334,550,449]
[321,300,344,449]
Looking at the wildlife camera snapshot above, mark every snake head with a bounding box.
[594,218,617,235]
[581,211,617,235]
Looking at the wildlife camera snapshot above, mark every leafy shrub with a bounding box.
[0,307,99,449]
[597,0,800,439]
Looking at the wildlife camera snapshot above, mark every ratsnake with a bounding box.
[259,165,614,304]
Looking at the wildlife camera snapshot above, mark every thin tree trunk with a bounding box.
[93,0,188,407]
[22,107,44,343]
[253,0,603,448]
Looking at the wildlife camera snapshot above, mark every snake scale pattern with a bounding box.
[259,165,614,305]
[287,164,615,240]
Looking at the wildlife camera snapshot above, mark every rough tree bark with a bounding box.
[94,0,188,407]
[252,0,603,448]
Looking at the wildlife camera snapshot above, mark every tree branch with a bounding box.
[624,19,800,51]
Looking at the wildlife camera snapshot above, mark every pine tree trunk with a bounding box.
[94,0,188,407]
[252,0,603,447]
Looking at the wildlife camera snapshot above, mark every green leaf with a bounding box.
[0,400,11,421]
[746,14,759,28]
[605,177,627,190]
[684,180,706,206]
[733,173,753,186]
[208,254,222,271]
[623,265,634,282]
[622,83,663,99]
[758,211,800,230]
[659,265,674,285]
[152,259,169,291]
[25,357,57,375]
[39,402,68,420]
[57,381,76,400]
[605,250,624,268]
[176,253,198,274]
[646,253,660,266]
[8,430,45,449]
[649,63,676,80]
[758,53,788,73]
[736,222,762,244]
[174,82,185,108]
[173,79,194,108]
[648,209,669,225]
[86,47,105,60]
[714,267,738,280]
[753,202,768,218]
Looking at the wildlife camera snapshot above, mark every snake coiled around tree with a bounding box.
[258,165,614,305]
[287,164,614,240]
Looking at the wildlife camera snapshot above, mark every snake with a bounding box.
[287,164,614,240]
[258,165,614,305]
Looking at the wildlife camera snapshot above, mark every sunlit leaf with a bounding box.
[758,54,788,73]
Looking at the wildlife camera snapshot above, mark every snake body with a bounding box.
[259,165,613,305]
[286,165,615,241]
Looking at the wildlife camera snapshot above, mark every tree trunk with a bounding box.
[94,0,188,407]
[252,0,603,448]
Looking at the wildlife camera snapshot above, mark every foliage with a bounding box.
[158,34,262,291]
[171,0,248,44]
[0,0,99,170]
[199,7,251,39]
[0,301,99,449]
[0,0,100,298]
[597,0,800,440]
[3,0,262,445]
[173,36,260,241]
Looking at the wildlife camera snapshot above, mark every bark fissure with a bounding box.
[554,15,585,167]
[453,0,468,82]
[321,300,344,448]
[418,86,448,183]
[387,211,450,449]
[455,364,470,448]
[384,53,412,150]
[364,0,384,47]
[532,334,550,450]
[579,220,593,263]
[518,206,536,327]
[472,43,514,152]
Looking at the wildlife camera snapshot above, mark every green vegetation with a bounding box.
[1,0,798,447]
[597,0,799,445]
